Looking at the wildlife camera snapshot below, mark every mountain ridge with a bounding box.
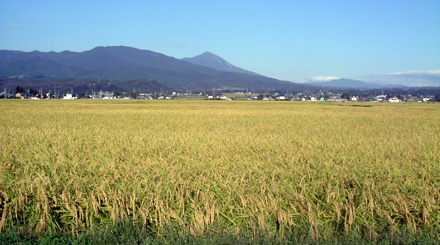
[0,46,308,91]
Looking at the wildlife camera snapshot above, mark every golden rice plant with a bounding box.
[0,100,439,242]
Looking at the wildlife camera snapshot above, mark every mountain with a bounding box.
[0,46,307,91]
[309,78,406,89]
[182,52,260,76]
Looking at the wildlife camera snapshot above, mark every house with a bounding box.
[423,98,432,102]
[389,97,401,103]
[63,94,73,99]
[220,96,231,100]
[327,97,347,102]
[138,93,153,100]
[277,96,286,101]
[15,93,25,99]
[103,96,115,99]
[376,95,387,102]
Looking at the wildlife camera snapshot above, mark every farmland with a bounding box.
[1,100,440,243]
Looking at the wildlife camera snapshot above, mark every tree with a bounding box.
[29,89,38,96]
[340,93,350,99]
[15,86,24,94]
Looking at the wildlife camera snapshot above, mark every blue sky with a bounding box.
[1,0,439,85]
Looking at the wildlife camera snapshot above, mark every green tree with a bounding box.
[15,86,24,94]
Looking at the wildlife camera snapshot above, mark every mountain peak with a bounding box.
[182,52,260,76]
[201,51,214,55]
[199,51,219,57]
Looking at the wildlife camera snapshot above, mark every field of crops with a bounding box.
[1,100,439,243]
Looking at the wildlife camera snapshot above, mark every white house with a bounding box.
[389,97,401,103]
[63,94,75,99]
[220,95,231,100]
[376,95,387,102]
[277,96,286,101]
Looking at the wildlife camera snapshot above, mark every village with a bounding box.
[204,91,438,102]
[3,87,438,103]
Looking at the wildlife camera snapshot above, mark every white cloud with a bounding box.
[287,70,439,87]
[309,76,341,82]
[374,70,440,76]
[284,76,341,84]
[287,78,307,83]
[5,24,27,28]
[362,70,440,87]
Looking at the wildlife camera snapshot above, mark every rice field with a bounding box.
[1,100,440,243]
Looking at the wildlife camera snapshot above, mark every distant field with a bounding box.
[1,100,439,243]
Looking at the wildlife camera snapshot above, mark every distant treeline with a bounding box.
[2,78,440,99]
[0,78,171,95]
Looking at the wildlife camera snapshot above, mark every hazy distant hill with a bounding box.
[182,52,260,76]
[309,78,406,89]
[0,46,307,91]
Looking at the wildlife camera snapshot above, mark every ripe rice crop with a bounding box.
[1,100,439,243]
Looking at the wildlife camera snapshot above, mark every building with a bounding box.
[389,97,401,103]
[327,97,347,102]
[63,94,73,99]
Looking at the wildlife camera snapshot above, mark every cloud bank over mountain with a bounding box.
[362,70,440,87]
[296,70,440,87]
[309,76,342,82]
